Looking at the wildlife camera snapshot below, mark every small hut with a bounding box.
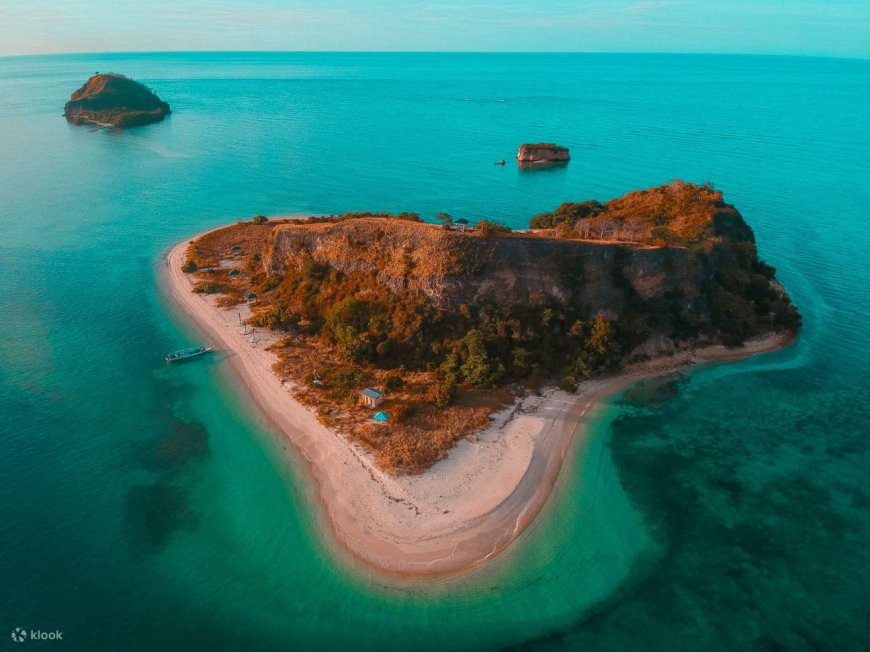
[361,388,384,408]
[245,292,257,304]
[228,269,241,277]
[231,245,242,256]
[455,218,469,231]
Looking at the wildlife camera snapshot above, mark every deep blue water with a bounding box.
[0,52,868,651]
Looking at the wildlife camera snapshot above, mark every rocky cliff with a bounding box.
[265,219,705,321]
[246,186,797,390]
[64,73,170,128]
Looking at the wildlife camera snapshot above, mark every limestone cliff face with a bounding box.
[264,219,717,332]
[64,74,170,128]
[517,143,570,164]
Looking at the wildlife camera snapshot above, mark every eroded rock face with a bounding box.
[517,143,570,164]
[64,73,171,128]
[264,218,716,331]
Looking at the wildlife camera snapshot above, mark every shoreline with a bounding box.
[161,227,795,578]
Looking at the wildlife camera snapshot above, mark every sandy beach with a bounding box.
[162,231,794,577]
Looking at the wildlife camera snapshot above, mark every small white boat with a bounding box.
[165,345,214,363]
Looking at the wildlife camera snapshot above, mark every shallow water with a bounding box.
[1,52,868,650]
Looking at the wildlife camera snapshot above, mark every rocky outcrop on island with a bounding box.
[64,73,171,128]
[265,217,699,315]
[261,182,799,349]
[517,143,570,165]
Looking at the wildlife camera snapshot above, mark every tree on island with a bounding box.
[431,371,457,408]
[475,219,511,237]
[435,212,453,229]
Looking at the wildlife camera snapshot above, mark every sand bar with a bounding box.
[162,229,794,577]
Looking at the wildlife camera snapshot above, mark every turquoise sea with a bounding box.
[1,53,868,651]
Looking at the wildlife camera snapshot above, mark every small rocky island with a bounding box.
[64,73,171,128]
[517,143,570,165]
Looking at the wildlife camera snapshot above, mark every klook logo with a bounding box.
[10,628,63,643]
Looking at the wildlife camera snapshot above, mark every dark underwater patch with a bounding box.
[136,417,210,473]
[125,481,198,549]
[619,372,688,409]
[507,375,870,651]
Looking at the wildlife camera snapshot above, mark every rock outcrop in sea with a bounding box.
[517,143,570,165]
[64,73,171,128]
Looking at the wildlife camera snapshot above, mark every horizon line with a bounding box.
[2,49,867,62]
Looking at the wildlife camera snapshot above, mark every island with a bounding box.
[517,143,570,165]
[64,73,171,128]
[163,181,799,576]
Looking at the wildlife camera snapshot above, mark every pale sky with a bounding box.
[1,0,868,58]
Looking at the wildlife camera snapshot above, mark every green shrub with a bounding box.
[476,219,511,237]
[329,368,367,390]
[556,222,576,239]
[181,260,197,273]
[246,253,262,274]
[257,274,283,293]
[326,297,378,362]
[302,259,329,283]
[251,304,298,331]
[529,201,603,229]
[558,375,578,393]
[432,374,457,408]
[459,329,504,388]
[252,215,268,224]
[193,283,218,294]
[385,375,405,392]
[392,403,417,423]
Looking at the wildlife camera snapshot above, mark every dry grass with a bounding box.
[268,335,510,474]
[188,219,288,268]
[184,219,292,306]
[527,180,727,246]
[356,403,494,472]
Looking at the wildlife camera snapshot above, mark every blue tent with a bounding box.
[373,411,389,422]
